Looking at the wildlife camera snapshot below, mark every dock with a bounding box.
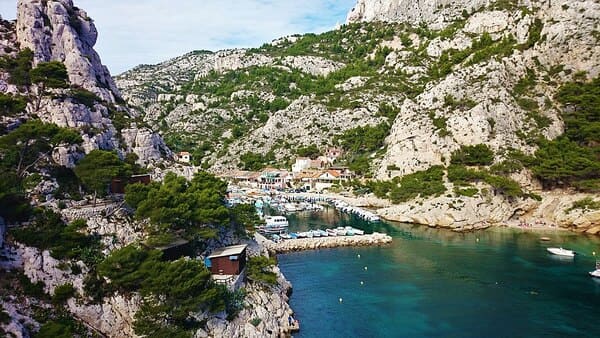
[256,232,392,254]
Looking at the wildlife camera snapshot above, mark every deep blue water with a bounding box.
[278,208,600,338]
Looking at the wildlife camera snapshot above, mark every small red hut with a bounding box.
[207,244,247,275]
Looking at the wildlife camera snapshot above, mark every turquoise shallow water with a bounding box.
[278,208,600,338]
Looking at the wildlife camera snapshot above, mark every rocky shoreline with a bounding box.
[285,191,600,235]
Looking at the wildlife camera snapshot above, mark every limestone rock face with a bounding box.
[203,266,295,338]
[121,125,172,165]
[1,0,171,165]
[347,0,491,28]
[18,244,141,337]
[16,0,120,102]
[373,0,599,178]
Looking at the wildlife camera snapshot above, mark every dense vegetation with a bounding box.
[246,256,277,285]
[94,244,228,337]
[530,77,600,191]
[125,172,230,245]
[450,144,495,166]
[0,120,82,222]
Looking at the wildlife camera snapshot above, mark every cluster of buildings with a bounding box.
[220,147,354,192]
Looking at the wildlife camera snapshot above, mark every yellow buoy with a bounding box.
[476,238,480,242]
[593,251,596,256]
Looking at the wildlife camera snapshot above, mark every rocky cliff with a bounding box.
[1,0,171,165]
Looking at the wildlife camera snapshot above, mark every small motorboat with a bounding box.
[589,261,600,278]
[547,247,575,257]
[352,228,365,235]
[540,237,551,241]
[326,229,338,236]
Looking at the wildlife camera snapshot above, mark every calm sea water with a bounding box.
[278,208,600,338]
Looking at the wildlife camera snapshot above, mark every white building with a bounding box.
[175,151,191,163]
[292,157,312,174]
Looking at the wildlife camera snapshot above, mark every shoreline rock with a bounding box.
[257,232,393,254]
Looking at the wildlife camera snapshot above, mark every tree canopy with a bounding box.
[74,150,131,196]
[450,144,495,166]
[30,61,70,89]
[96,245,226,337]
[126,172,230,241]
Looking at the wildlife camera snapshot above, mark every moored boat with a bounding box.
[589,261,600,278]
[547,247,575,257]
[326,228,338,236]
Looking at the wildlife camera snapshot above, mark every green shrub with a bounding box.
[483,174,523,198]
[0,48,33,86]
[450,144,495,166]
[336,123,389,153]
[10,210,102,264]
[52,283,76,305]
[247,256,277,285]
[35,320,75,338]
[240,151,275,171]
[30,61,69,89]
[454,187,479,197]
[0,93,27,116]
[296,144,320,159]
[389,166,446,203]
[70,88,100,108]
[447,165,486,185]
[567,197,600,213]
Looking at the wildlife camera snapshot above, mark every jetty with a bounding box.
[256,232,392,254]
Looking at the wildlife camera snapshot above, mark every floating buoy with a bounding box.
[357,254,361,258]
[476,238,480,242]
[339,298,343,303]
[364,266,368,271]
[360,281,364,285]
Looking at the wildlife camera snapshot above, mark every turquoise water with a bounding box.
[278,208,600,338]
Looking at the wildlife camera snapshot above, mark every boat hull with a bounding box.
[547,247,575,257]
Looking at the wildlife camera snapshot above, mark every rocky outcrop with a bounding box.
[0,1,171,165]
[202,267,295,338]
[16,0,120,103]
[68,294,140,338]
[121,125,172,165]
[18,244,140,337]
[347,0,492,28]
[374,0,599,178]
[376,190,600,233]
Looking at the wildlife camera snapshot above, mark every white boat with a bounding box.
[259,216,289,234]
[335,227,347,236]
[589,261,600,278]
[265,216,289,227]
[326,229,338,236]
[352,228,365,235]
[547,247,575,257]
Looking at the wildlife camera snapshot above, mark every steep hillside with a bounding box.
[117,0,598,173]
[3,0,169,165]
[117,0,600,231]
